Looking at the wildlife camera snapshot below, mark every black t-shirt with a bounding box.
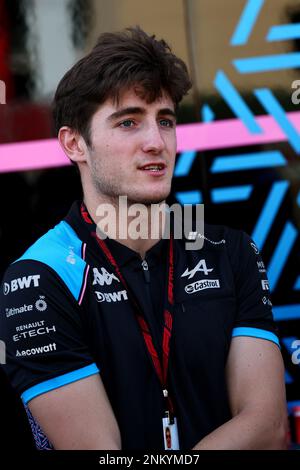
[0,201,279,450]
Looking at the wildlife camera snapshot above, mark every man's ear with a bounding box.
[58,127,88,164]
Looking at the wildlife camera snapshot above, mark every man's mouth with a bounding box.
[139,163,166,174]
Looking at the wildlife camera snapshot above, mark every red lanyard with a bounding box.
[81,203,176,419]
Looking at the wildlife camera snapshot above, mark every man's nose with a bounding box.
[141,122,166,154]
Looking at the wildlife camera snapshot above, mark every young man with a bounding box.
[0,27,287,450]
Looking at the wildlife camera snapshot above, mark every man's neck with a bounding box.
[83,194,167,259]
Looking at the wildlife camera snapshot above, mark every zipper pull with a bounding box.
[141,259,150,283]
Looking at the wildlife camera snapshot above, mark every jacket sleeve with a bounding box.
[0,259,99,405]
[226,229,279,347]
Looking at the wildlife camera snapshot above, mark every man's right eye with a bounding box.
[119,119,135,128]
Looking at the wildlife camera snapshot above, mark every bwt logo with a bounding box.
[0,340,6,364]
[0,80,6,104]
[3,274,40,295]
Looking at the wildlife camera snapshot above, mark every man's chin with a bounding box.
[128,193,169,206]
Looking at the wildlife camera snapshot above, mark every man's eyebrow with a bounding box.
[157,108,176,119]
[107,106,176,121]
[107,107,145,121]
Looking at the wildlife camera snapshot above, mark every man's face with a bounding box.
[85,87,177,205]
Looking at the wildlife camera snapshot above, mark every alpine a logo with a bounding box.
[185,279,220,294]
[3,275,40,295]
[181,259,213,280]
[95,290,128,303]
[93,267,120,286]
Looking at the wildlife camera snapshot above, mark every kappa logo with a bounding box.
[95,290,128,303]
[181,259,213,280]
[3,275,40,295]
[92,267,120,286]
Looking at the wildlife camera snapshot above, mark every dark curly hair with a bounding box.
[52,26,192,146]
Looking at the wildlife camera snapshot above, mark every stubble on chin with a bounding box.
[126,184,171,206]
[126,195,167,206]
[91,174,171,207]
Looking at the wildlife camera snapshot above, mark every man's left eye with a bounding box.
[159,119,174,127]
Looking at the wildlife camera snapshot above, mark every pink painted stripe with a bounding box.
[78,263,90,306]
[0,138,70,173]
[82,242,87,261]
[176,110,300,152]
[1,111,300,173]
